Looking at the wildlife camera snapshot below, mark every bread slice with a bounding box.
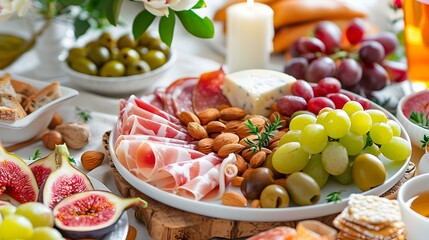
[0,93,27,120]
[0,73,21,102]
[11,79,37,98]
[23,82,61,113]
[0,107,18,121]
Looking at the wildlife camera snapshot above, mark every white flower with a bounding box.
[0,0,30,25]
[135,0,199,17]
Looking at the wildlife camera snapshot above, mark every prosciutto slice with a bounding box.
[124,95,181,124]
[114,135,194,150]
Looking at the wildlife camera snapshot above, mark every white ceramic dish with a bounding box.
[0,72,78,146]
[61,49,177,96]
[109,101,411,222]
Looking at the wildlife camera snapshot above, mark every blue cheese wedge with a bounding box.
[222,69,296,116]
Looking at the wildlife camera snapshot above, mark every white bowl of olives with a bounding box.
[61,31,177,96]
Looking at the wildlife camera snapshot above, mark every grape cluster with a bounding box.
[283,19,405,97]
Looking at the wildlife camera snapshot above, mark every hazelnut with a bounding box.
[42,130,64,150]
[81,150,105,171]
[48,112,63,129]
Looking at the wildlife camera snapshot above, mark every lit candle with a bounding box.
[226,0,274,73]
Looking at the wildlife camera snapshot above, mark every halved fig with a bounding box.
[29,151,58,188]
[0,145,38,203]
[53,190,147,239]
[40,144,94,208]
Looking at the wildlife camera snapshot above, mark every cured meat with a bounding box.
[114,135,194,150]
[193,68,230,114]
[151,154,222,190]
[247,227,296,240]
[121,115,193,141]
[164,77,198,116]
[176,154,237,201]
[126,95,181,124]
[140,92,164,110]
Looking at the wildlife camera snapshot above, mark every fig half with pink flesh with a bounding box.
[53,190,147,239]
[0,145,38,204]
[29,151,58,188]
[40,144,94,208]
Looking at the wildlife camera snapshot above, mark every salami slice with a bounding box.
[164,77,199,117]
[193,68,230,114]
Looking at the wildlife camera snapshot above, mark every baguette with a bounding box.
[0,93,27,120]
[0,73,20,102]
[11,79,37,97]
[23,82,61,113]
[0,107,18,121]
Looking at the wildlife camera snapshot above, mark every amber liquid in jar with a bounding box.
[404,0,429,88]
[409,191,429,217]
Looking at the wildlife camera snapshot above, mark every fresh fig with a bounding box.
[0,145,38,204]
[41,144,94,208]
[29,152,58,188]
[53,190,147,239]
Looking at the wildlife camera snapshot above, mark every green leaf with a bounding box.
[73,17,91,39]
[192,0,206,9]
[176,10,214,39]
[58,0,85,6]
[105,0,123,26]
[132,10,156,40]
[159,9,176,47]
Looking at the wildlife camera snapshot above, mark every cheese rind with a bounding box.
[222,69,296,116]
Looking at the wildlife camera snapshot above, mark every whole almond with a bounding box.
[219,107,247,121]
[250,199,261,208]
[224,120,242,133]
[178,111,200,125]
[250,151,266,168]
[242,168,254,179]
[188,122,208,140]
[239,135,258,148]
[241,148,255,161]
[206,121,226,133]
[81,150,105,171]
[236,116,266,139]
[212,133,239,152]
[260,148,272,156]
[196,138,214,154]
[221,191,247,207]
[268,140,280,150]
[270,130,287,145]
[218,143,245,158]
[230,177,244,187]
[235,154,248,175]
[217,103,231,111]
[210,133,221,139]
[269,112,289,129]
[198,108,219,125]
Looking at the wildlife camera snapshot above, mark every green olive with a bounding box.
[138,31,159,46]
[98,32,116,49]
[352,153,386,191]
[260,184,290,208]
[67,47,87,63]
[302,154,330,188]
[99,60,125,77]
[333,158,353,185]
[126,60,150,75]
[141,50,167,70]
[117,34,137,49]
[85,40,98,50]
[262,152,284,179]
[117,47,140,66]
[135,46,149,58]
[148,40,170,56]
[286,172,320,206]
[240,167,274,200]
[70,57,97,75]
[87,45,110,66]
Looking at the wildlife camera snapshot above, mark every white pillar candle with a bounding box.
[226,0,274,73]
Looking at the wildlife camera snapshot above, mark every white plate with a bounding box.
[109,99,410,222]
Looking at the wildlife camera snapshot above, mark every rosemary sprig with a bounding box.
[409,111,429,130]
[29,149,41,160]
[244,115,284,154]
[76,107,92,123]
[326,190,346,203]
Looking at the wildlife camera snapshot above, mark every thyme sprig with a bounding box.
[409,111,429,130]
[29,149,41,160]
[76,107,92,123]
[326,190,346,203]
[244,115,284,154]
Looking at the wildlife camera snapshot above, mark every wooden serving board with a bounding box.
[103,132,416,240]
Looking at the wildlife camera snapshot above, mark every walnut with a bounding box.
[55,122,90,150]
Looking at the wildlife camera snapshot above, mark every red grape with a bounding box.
[277,95,307,117]
[360,63,389,91]
[337,58,362,87]
[297,37,326,54]
[312,85,322,97]
[307,97,335,115]
[382,60,407,83]
[342,91,357,101]
[346,18,365,44]
[291,80,314,101]
[305,56,336,83]
[363,32,398,57]
[358,41,385,64]
[284,57,308,79]
[314,21,342,54]
[289,41,303,57]
[327,93,351,109]
[317,77,342,96]
[355,97,371,110]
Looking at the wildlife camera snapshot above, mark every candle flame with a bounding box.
[247,0,254,6]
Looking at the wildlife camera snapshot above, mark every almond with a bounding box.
[218,143,244,158]
[268,140,280,150]
[221,191,247,207]
[250,151,266,168]
[274,178,287,188]
[260,147,272,156]
[250,199,261,208]
[198,108,219,125]
[269,112,289,129]
[270,102,278,113]
[236,116,266,139]
[81,150,105,171]
[224,120,242,133]
[210,132,221,139]
[242,168,254,179]
[206,121,226,133]
[230,177,244,187]
[178,111,200,125]
[269,130,287,145]
[235,154,248,175]
[241,148,255,161]
[212,133,239,152]
[239,135,258,148]
[217,103,231,111]
[187,122,208,140]
[196,138,214,154]
[219,107,247,121]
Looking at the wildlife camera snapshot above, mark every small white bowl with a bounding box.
[0,72,78,146]
[397,89,429,148]
[397,173,429,240]
[61,49,177,96]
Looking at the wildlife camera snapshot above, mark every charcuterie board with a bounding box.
[103,131,416,240]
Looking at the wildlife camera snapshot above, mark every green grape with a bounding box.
[16,202,54,227]
[333,158,354,185]
[339,131,366,156]
[387,119,401,137]
[300,124,328,154]
[370,122,393,145]
[272,142,310,174]
[29,227,65,240]
[278,130,301,146]
[0,214,33,239]
[291,110,316,119]
[342,101,363,116]
[350,111,372,135]
[365,109,388,124]
[0,205,16,217]
[318,107,334,115]
[321,142,348,175]
[380,136,411,161]
[302,154,330,188]
[289,114,317,131]
[316,111,328,125]
[362,143,380,156]
[322,109,351,139]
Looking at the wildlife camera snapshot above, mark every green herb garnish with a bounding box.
[76,107,92,123]
[29,149,41,160]
[68,156,76,164]
[244,115,284,154]
[409,111,429,130]
[326,190,346,203]
[421,134,429,148]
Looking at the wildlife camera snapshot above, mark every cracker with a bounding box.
[339,217,404,239]
[348,194,401,224]
[339,207,388,231]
